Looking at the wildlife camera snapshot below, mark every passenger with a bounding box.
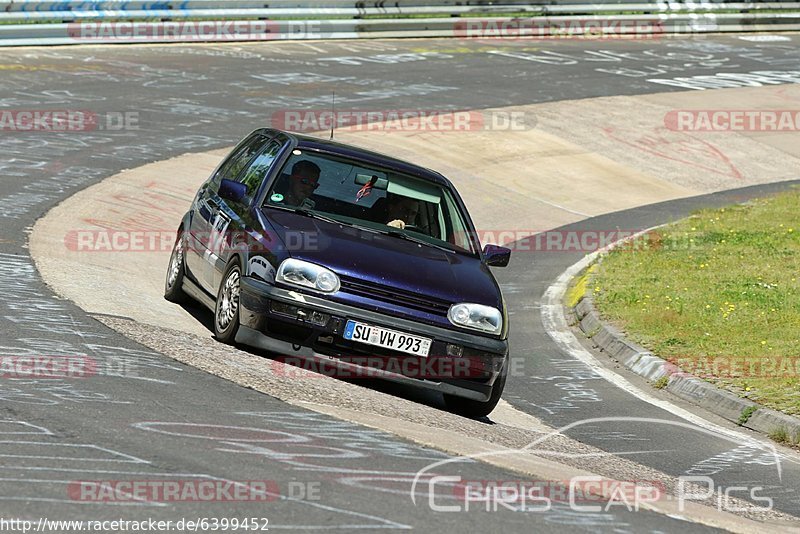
[383,194,420,230]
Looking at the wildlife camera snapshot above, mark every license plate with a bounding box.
[344,320,431,357]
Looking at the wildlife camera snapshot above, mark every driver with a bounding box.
[275,160,321,208]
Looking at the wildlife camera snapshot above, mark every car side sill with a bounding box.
[182,277,216,311]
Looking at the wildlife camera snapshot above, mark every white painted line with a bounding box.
[540,227,800,466]
[0,441,149,463]
[0,420,53,435]
[738,35,792,41]
[530,197,592,218]
[0,496,159,506]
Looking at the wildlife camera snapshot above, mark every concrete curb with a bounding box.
[572,289,800,444]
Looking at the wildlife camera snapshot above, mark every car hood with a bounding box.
[263,208,502,308]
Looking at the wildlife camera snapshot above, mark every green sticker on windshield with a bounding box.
[270,193,284,202]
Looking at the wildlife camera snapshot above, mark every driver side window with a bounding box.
[238,139,283,197]
[213,133,267,185]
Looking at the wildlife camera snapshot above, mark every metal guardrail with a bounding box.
[0,0,698,10]
[1,1,798,46]
[3,1,799,13]
[3,1,800,21]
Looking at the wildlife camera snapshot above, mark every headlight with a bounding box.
[448,303,503,335]
[276,259,340,293]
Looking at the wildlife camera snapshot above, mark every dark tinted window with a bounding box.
[213,133,267,184]
[265,149,477,255]
[238,139,283,198]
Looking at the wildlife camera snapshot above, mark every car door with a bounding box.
[210,137,285,290]
[185,132,268,293]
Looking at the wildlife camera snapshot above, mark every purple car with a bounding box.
[165,128,511,417]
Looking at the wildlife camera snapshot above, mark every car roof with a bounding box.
[262,128,454,188]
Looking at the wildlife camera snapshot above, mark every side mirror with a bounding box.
[219,179,248,204]
[483,244,511,267]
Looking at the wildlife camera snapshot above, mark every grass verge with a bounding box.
[769,426,800,447]
[592,189,800,416]
[566,264,595,309]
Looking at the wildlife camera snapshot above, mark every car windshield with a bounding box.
[264,149,478,255]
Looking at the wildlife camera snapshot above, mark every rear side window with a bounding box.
[238,139,283,197]
[213,134,267,184]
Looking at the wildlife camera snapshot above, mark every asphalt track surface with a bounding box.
[500,181,800,516]
[1,35,799,531]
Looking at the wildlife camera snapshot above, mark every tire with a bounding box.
[443,361,507,418]
[164,230,188,303]
[214,260,241,344]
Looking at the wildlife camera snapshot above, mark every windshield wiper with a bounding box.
[383,228,453,253]
[271,205,354,227]
[292,207,337,224]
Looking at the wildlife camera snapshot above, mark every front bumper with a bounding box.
[238,276,508,401]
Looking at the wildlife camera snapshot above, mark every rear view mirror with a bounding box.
[483,244,511,267]
[355,174,388,190]
[219,179,248,203]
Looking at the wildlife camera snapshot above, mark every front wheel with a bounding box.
[214,261,241,344]
[443,361,507,418]
[164,231,188,303]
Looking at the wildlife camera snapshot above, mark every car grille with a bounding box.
[339,276,452,316]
